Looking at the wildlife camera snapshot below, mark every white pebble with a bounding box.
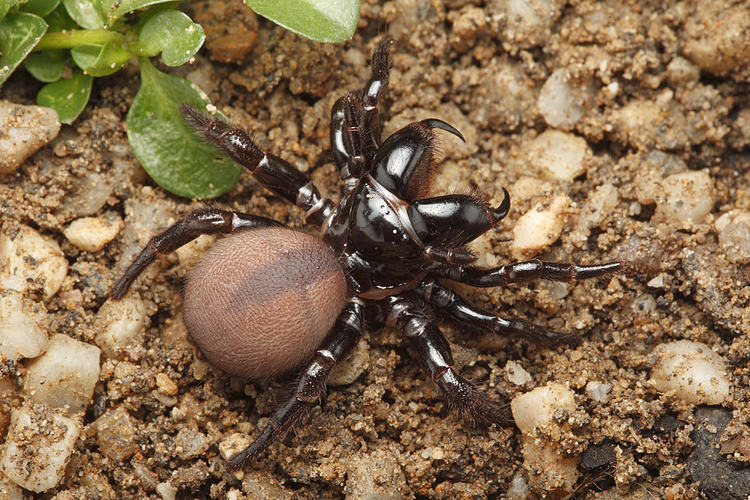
[156,482,178,500]
[511,194,572,260]
[94,296,154,358]
[1,403,81,493]
[63,214,123,252]
[511,382,576,434]
[651,340,730,405]
[174,428,209,460]
[0,102,60,175]
[585,381,612,403]
[329,337,370,386]
[715,210,750,264]
[526,130,591,181]
[571,183,619,243]
[666,56,700,86]
[538,69,585,129]
[655,170,715,228]
[505,360,533,386]
[0,225,68,300]
[491,0,563,48]
[681,1,750,74]
[511,383,579,492]
[0,290,48,362]
[218,433,251,460]
[23,334,101,415]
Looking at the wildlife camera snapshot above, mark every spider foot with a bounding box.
[436,368,513,427]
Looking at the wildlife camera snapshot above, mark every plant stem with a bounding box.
[34,29,123,51]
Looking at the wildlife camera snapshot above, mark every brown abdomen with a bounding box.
[183,227,347,379]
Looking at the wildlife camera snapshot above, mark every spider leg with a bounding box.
[109,208,281,299]
[181,105,334,226]
[433,260,622,287]
[331,37,393,190]
[414,279,581,346]
[227,298,365,470]
[381,295,512,426]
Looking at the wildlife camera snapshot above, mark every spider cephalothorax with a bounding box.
[110,38,620,469]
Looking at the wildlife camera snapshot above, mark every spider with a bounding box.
[110,38,620,470]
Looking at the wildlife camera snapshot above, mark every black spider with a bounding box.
[110,38,620,470]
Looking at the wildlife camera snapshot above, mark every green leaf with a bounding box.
[37,68,92,123]
[137,10,204,66]
[0,0,22,22]
[127,58,242,199]
[24,49,66,81]
[0,12,47,86]
[20,0,60,17]
[45,4,77,31]
[71,41,130,76]
[99,0,174,26]
[62,0,104,29]
[246,0,359,43]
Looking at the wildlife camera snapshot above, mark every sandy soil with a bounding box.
[1,0,750,498]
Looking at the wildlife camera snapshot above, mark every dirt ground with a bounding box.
[2,0,750,498]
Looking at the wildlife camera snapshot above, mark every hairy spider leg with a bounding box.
[408,189,511,266]
[414,279,581,346]
[382,295,513,426]
[109,208,281,299]
[181,105,334,226]
[227,299,365,470]
[434,260,622,287]
[331,37,393,190]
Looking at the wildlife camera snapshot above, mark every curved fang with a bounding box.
[491,187,511,222]
[420,119,465,142]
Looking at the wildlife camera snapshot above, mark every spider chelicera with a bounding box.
[110,38,620,469]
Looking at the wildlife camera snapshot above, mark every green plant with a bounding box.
[0,0,360,198]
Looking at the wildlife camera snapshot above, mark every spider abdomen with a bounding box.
[183,227,348,379]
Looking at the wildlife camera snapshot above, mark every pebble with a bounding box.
[505,360,533,386]
[715,209,750,264]
[651,340,730,405]
[511,194,572,260]
[218,433,251,461]
[23,334,101,415]
[1,402,81,493]
[156,373,179,396]
[526,130,591,181]
[506,472,530,500]
[490,0,563,48]
[156,482,178,500]
[0,102,61,175]
[94,406,140,462]
[63,214,124,252]
[329,338,370,386]
[173,428,209,460]
[0,290,48,362]
[613,96,688,151]
[681,1,750,74]
[0,225,68,300]
[537,69,586,129]
[666,56,700,87]
[94,295,155,359]
[511,383,580,493]
[449,7,488,52]
[655,170,715,228]
[345,448,409,500]
[571,183,619,243]
[585,381,613,403]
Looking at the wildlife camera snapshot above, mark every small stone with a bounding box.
[329,338,370,386]
[505,360,533,386]
[173,428,209,460]
[156,482,178,500]
[656,170,715,228]
[63,214,123,253]
[219,433,251,461]
[511,382,577,434]
[666,56,700,86]
[0,102,61,175]
[651,340,730,405]
[345,448,409,500]
[715,210,750,264]
[450,7,488,52]
[646,274,666,289]
[681,1,750,74]
[585,381,612,403]
[526,130,591,181]
[156,373,179,396]
[0,225,68,300]
[506,472,530,500]
[94,406,140,462]
[511,194,572,260]
[0,290,48,362]
[537,70,586,130]
[23,334,101,415]
[491,0,564,48]
[94,295,155,359]
[1,402,81,493]
[581,441,616,470]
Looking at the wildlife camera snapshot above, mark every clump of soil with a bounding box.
[2,0,749,498]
